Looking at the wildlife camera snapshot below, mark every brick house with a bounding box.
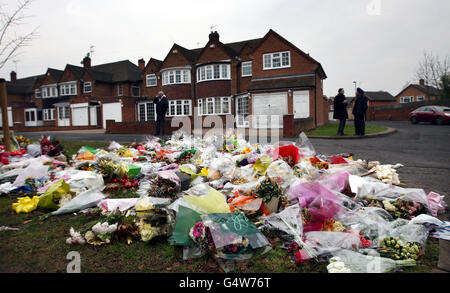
[135,29,328,136]
[30,55,143,130]
[345,91,397,120]
[396,79,439,104]
[4,71,45,129]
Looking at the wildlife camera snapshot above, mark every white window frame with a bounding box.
[400,96,414,103]
[118,83,123,96]
[83,82,92,93]
[242,61,252,77]
[42,87,48,98]
[197,97,231,116]
[146,74,157,87]
[263,51,291,70]
[166,100,192,117]
[138,102,157,122]
[60,82,77,96]
[43,109,56,121]
[416,95,425,102]
[197,64,231,83]
[161,69,191,86]
[35,89,41,98]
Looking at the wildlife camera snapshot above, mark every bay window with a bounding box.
[35,89,41,98]
[263,51,291,70]
[198,97,231,116]
[197,64,230,82]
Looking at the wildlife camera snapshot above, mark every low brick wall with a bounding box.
[283,115,315,138]
[368,100,450,121]
[1,125,100,132]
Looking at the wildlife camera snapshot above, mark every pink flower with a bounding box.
[193,222,204,238]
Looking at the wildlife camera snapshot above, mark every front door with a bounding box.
[58,106,70,127]
[293,91,311,119]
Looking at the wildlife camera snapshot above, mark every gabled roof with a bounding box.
[6,74,45,95]
[395,83,441,98]
[143,58,163,73]
[64,64,85,80]
[225,38,264,55]
[250,29,327,79]
[46,68,64,81]
[92,60,142,82]
[365,91,397,101]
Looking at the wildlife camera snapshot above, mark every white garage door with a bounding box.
[102,103,122,129]
[71,105,89,126]
[252,92,287,128]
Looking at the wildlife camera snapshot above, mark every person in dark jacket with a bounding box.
[333,88,349,136]
[352,88,368,136]
[154,91,169,136]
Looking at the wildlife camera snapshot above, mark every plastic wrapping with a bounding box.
[331,249,417,273]
[13,158,50,187]
[98,198,139,212]
[266,161,297,189]
[184,188,230,215]
[410,214,450,241]
[67,171,105,192]
[304,231,361,256]
[52,190,106,215]
[263,204,303,242]
[319,171,350,193]
[296,132,316,158]
[169,205,202,246]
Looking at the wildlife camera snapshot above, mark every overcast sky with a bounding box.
[1,0,450,97]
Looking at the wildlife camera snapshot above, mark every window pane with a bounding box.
[170,101,175,116]
[31,111,35,121]
[222,65,228,78]
[202,99,206,115]
[207,98,214,114]
[139,104,145,121]
[175,70,181,83]
[264,55,271,68]
[214,65,220,79]
[222,98,230,114]
[183,70,189,83]
[215,98,221,114]
[147,103,155,121]
[176,100,182,116]
[206,66,212,80]
[169,71,174,83]
[272,53,281,68]
[201,67,205,81]
[282,52,290,66]
[183,101,190,115]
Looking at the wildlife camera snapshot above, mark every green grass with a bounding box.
[0,139,440,273]
[306,123,388,137]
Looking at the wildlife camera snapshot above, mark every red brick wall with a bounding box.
[141,61,161,98]
[162,84,192,99]
[252,33,317,78]
[197,80,232,98]
[283,115,314,138]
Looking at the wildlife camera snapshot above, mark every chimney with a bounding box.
[138,58,145,70]
[419,79,425,86]
[82,54,91,68]
[10,71,17,82]
[209,31,220,42]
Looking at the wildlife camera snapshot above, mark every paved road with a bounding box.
[17,121,450,212]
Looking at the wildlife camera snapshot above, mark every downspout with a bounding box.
[314,70,317,128]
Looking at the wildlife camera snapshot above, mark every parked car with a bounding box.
[409,105,450,125]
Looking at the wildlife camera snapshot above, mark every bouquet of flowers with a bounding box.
[377,237,422,260]
[366,198,425,220]
[255,177,282,204]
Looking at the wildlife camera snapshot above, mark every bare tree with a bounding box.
[415,51,450,90]
[0,0,38,70]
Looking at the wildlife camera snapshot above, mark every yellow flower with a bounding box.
[200,168,209,177]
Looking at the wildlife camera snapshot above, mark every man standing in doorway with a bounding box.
[353,88,368,137]
[154,91,169,137]
[333,88,348,136]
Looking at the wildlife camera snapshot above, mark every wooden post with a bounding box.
[0,78,11,152]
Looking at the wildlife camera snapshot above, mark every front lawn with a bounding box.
[306,123,388,137]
